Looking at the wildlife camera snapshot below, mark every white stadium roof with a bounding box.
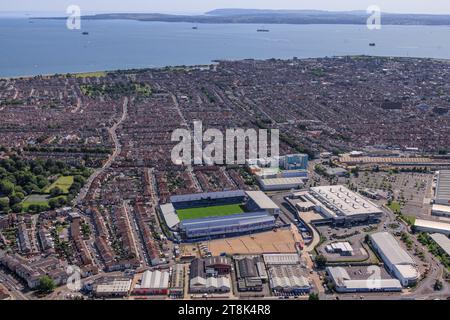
[160,203,180,229]
[246,191,279,209]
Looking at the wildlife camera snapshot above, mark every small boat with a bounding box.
[82,31,89,35]
[192,26,198,30]
[369,43,376,46]
[257,29,270,32]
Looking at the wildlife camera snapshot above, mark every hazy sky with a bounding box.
[1,0,450,14]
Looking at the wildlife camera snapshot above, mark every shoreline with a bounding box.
[1,55,450,80]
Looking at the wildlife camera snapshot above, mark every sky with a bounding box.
[1,0,450,15]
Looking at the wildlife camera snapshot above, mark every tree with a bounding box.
[0,197,10,213]
[314,254,327,269]
[38,276,55,293]
[308,292,320,300]
[0,179,14,196]
[50,187,63,197]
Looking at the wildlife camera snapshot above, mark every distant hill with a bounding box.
[34,9,450,26]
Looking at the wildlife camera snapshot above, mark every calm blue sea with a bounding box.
[1,18,450,77]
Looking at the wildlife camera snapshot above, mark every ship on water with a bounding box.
[257,28,270,32]
[82,31,89,35]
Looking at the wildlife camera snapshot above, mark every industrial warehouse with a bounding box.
[326,267,402,293]
[247,154,309,191]
[292,185,383,225]
[369,232,420,287]
[159,190,281,240]
[432,170,450,217]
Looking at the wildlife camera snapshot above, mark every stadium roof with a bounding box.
[181,211,275,231]
[435,170,450,202]
[246,191,279,209]
[414,219,450,234]
[259,177,305,187]
[310,185,382,217]
[370,232,415,265]
[159,203,180,229]
[170,190,245,203]
[430,233,450,257]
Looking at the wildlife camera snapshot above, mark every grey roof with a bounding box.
[370,232,414,265]
[181,211,275,231]
[430,233,450,257]
[246,191,279,209]
[170,190,245,203]
[159,203,180,229]
[436,170,450,202]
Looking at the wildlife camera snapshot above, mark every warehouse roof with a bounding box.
[135,270,169,290]
[414,219,450,234]
[263,253,300,265]
[326,267,402,291]
[95,278,132,294]
[435,170,450,202]
[430,233,450,256]
[246,191,279,209]
[269,265,310,289]
[310,185,382,217]
[370,232,415,266]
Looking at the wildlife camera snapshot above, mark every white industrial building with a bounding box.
[247,154,309,191]
[268,264,311,294]
[369,232,419,287]
[189,276,231,293]
[263,253,300,265]
[304,185,383,224]
[326,267,402,293]
[429,233,450,257]
[325,242,354,256]
[94,278,132,298]
[434,170,450,205]
[133,270,170,295]
[431,204,450,218]
[414,219,450,236]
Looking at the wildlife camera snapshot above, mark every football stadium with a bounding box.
[159,190,280,241]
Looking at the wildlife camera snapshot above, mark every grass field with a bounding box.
[72,71,107,78]
[44,176,74,194]
[21,194,67,211]
[177,204,246,221]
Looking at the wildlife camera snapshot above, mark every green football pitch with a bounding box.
[176,204,246,221]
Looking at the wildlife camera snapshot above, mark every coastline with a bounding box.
[2,55,450,80]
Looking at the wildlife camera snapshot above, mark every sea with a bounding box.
[1,17,450,77]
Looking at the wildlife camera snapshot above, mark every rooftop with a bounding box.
[310,185,382,217]
[435,170,450,202]
[414,219,450,233]
[246,191,279,210]
[430,233,450,257]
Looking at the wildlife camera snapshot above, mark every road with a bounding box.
[76,97,129,204]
